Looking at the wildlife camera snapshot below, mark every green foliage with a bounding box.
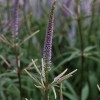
[0,0,100,100]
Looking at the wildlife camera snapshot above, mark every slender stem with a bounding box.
[76,2,84,99]
[77,16,84,100]
[60,83,63,100]
[14,45,22,100]
[17,68,22,100]
[45,64,49,100]
[45,87,49,100]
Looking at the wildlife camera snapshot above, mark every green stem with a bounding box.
[45,87,49,100]
[45,65,49,100]
[77,14,84,100]
[76,2,84,100]
[17,68,22,100]
[60,83,63,100]
[14,45,22,100]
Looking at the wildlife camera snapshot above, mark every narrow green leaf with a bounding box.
[97,85,100,91]
[81,84,89,100]
[24,69,41,85]
[52,86,57,99]
[32,59,41,75]
[20,30,39,45]
[54,68,68,82]
[58,69,77,83]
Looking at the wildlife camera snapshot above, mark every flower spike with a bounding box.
[43,0,56,71]
[12,0,19,40]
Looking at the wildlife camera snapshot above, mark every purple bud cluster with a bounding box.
[12,0,19,39]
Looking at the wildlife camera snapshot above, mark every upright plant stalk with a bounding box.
[77,3,84,100]
[43,0,56,100]
[44,63,49,100]
[12,0,22,100]
[78,16,84,88]
[60,83,63,100]
[14,44,22,100]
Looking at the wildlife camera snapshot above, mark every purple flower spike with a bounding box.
[65,0,72,8]
[50,0,53,6]
[43,0,56,70]
[12,0,19,39]
[64,0,73,17]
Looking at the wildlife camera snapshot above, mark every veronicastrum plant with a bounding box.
[24,0,77,100]
[0,0,39,99]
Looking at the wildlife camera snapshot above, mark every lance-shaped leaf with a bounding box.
[12,0,19,39]
[97,84,100,91]
[19,30,39,46]
[57,69,77,83]
[24,69,41,85]
[25,98,28,100]
[49,69,77,87]
[32,59,41,75]
[0,35,12,46]
[0,55,12,68]
[52,86,57,99]
[34,84,44,89]
[54,68,68,81]
[0,20,12,34]
[43,0,56,71]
